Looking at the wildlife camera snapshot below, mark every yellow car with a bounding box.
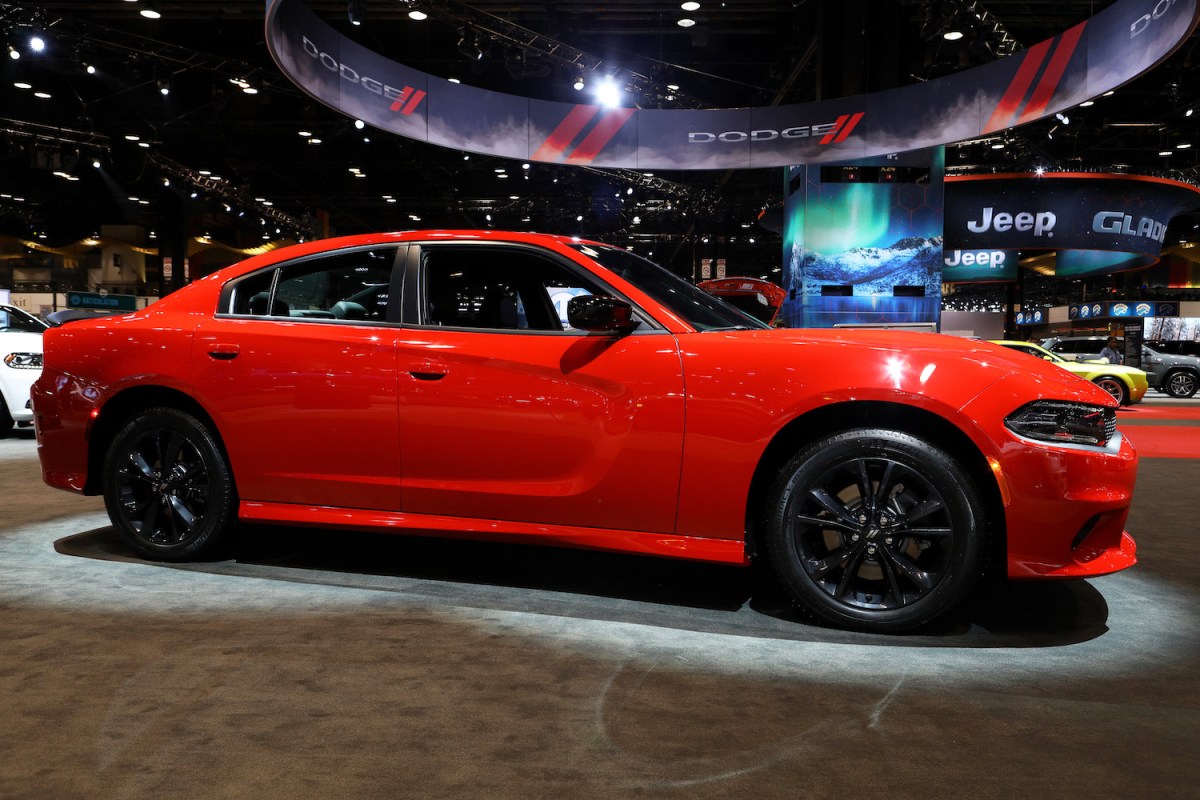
[991,340,1148,405]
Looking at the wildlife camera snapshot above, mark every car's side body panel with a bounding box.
[394,326,687,533]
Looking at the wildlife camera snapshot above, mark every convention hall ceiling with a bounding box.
[1,1,1197,268]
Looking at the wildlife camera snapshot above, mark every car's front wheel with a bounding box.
[1164,369,1199,399]
[764,428,985,633]
[103,407,236,561]
[1093,376,1129,405]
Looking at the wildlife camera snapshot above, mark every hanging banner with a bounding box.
[945,173,1200,258]
[264,0,1199,169]
[942,248,1019,282]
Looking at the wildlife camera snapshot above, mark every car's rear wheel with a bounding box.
[1165,369,1199,399]
[1093,376,1129,405]
[103,407,236,561]
[764,428,984,633]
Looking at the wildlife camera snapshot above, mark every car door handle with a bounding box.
[207,343,241,360]
[409,361,447,380]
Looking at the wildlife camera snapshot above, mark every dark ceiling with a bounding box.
[1,0,1198,275]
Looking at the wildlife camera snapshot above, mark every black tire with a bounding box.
[0,393,12,438]
[102,407,236,561]
[1092,376,1129,406]
[1164,370,1199,399]
[764,428,985,633]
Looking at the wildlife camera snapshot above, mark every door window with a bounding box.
[419,247,612,332]
[229,247,396,321]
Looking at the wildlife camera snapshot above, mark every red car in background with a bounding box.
[697,277,787,326]
[32,231,1137,632]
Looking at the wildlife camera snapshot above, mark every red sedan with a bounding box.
[32,231,1137,632]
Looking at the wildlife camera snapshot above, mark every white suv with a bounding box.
[0,304,47,436]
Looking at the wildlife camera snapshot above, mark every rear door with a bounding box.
[193,244,405,511]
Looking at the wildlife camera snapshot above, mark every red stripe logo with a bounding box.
[821,111,865,145]
[389,86,427,115]
[533,105,635,164]
[983,21,1085,133]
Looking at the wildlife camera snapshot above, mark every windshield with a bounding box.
[569,244,768,332]
[0,305,48,333]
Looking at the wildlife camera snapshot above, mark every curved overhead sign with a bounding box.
[265,0,1198,170]
[944,173,1200,258]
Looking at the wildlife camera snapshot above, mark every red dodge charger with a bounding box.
[32,231,1137,632]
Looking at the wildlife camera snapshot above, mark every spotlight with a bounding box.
[157,78,170,95]
[593,76,622,108]
[29,36,45,53]
[456,26,483,61]
[348,0,365,26]
[84,62,96,74]
[573,75,585,91]
[7,45,20,60]
[354,118,365,129]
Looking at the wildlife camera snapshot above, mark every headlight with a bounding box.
[3,352,43,369]
[1005,401,1116,447]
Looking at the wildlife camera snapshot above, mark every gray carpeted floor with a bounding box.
[1,427,1196,799]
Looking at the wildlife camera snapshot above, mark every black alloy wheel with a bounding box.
[103,407,236,561]
[1165,370,1199,399]
[764,428,984,633]
[1093,376,1129,406]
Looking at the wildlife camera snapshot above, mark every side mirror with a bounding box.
[567,294,638,334]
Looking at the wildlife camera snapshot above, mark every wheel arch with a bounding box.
[85,385,228,495]
[744,400,1006,575]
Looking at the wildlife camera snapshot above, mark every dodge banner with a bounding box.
[264,0,1199,169]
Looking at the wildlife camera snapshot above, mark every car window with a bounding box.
[230,247,395,320]
[570,243,766,332]
[0,305,48,333]
[419,246,613,333]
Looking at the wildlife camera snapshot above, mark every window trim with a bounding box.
[216,243,406,325]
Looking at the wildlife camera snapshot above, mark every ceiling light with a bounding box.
[408,5,428,21]
[157,78,170,95]
[348,0,365,26]
[13,81,31,90]
[92,159,101,168]
[1159,150,1173,156]
[943,28,964,41]
[242,85,258,95]
[297,129,312,137]
[681,1,701,10]
[84,63,96,74]
[7,45,19,60]
[991,142,1005,149]
[1188,108,1195,118]
[448,77,461,84]
[1079,100,1094,107]
[140,4,162,19]
[33,91,51,99]
[125,134,140,141]
[29,36,45,53]
[1178,142,1193,149]
[573,75,585,91]
[354,118,365,129]
[677,17,696,28]
[594,76,622,108]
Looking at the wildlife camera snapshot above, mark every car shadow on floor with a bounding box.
[55,523,1110,649]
